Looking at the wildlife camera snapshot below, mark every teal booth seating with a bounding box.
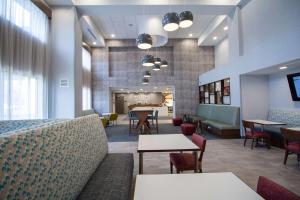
[190,104,240,138]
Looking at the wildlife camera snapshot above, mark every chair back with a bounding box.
[281,128,300,148]
[257,176,300,200]
[192,134,206,162]
[109,113,118,121]
[154,110,159,118]
[242,120,255,136]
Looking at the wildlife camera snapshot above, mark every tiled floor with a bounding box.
[107,115,300,196]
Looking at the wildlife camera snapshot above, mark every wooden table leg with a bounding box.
[194,151,198,173]
[139,152,143,174]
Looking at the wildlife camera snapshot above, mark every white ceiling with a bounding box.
[110,86,174,93]
[45,0,250,41]
[92,15,217,39]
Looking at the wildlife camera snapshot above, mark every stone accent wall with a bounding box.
[92,39,214,117]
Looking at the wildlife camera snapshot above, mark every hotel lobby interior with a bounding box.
[0,0,300,199]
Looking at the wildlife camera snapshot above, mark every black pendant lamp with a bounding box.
[143,70,152,78]
[153,64,161,71]
[154,57,161,64]
[161,60,168,67]
[141,55,154,67]
[142,78,149,84]
[179,11,193,28]
[137,33,152,49]
[162,12,180,32]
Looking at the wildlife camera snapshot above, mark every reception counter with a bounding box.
[131,106,169,116]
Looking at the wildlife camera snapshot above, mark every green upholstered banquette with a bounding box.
[192,104,240,138]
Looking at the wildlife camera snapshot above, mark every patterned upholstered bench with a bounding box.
[0,114,133,200]
[263,109,300,147]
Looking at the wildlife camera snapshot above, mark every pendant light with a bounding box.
[179,11,193,28]
[161,60,168,67]
[153,64,161,71]
[162,12,180,32]
[154,57,161,64]
[143,70,152,78]
[142,78,149,84]
[141,55,154,67]
[137,33,152,49]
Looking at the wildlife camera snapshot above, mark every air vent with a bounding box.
[60,79,69,87]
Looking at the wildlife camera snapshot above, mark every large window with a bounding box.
[0,0,49,120]
[82,47,92,110]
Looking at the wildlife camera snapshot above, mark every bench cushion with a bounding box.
[204,119,239,130]
[77,153,134,200]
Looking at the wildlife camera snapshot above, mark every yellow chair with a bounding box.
[100,117,108,128]
[109,113,118,126]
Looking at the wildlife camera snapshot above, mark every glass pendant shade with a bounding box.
[136,33,153,49]
[161,60,168,67]
[153,64,161,71]
[144,70,152,78]
[141,55,154,67]
[154,57,161,64]
[142,78,149,84]
[162,12,180,32]
[179,11,193,28]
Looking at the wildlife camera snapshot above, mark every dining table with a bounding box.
[131,109,153,134]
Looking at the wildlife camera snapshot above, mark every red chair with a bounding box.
[172,118,183,126]
[242,120,271,149]
[169,134,206,173]
[257,176,300,200]
[281,128,300,165]
[181,123,196,135]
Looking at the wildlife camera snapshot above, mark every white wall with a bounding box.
[49,7,83,118]
[240,75,269,120]
[269,67,300,110]
[215,37,229,68]
[199,0,300,106]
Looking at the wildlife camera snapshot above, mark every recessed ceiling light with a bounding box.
[279,66,288,70]
[188,33,193,37]
[223,26,228,31]
[93,41,96,45]
[213,36,218,40]
[120,88,124,91]
[140,88,143,91]
[154,86,157,89]
[111,34,115,38]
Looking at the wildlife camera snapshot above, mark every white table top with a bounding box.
[138,134,199,152]
[247,119,286,125]
[134,173,263,200]
[287,127,300,131]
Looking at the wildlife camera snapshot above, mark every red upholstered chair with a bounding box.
[172,118,183,126]
[257,176,300,200]
[281,128,300,165]
[242,120,271,149]
[181,123,196,135]
[169,134,206,173]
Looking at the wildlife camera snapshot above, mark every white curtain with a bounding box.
[82,47,92,110]
[0,0,49,120]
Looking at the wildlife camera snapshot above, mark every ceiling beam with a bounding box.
[31,0,52,18]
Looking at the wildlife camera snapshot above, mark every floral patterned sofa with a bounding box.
[0,114,133,200]
[263,109,300,147]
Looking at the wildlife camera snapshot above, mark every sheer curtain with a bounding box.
[82,47,92,110]
[0,0,49,120]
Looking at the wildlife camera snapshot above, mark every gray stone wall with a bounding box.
[92,39,214,117]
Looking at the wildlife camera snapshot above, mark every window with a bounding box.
[0,0,49,120]
[0,73,43,120]
[82,47,92,110]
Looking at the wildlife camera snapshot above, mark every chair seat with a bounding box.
[287,142,300,153]
[170,153,196,171]
[246,131,270,139]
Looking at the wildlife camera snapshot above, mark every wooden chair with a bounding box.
[169,134,206,173]
[257,176,300,200]
[281,128,300,165]
[242,120,270,149]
